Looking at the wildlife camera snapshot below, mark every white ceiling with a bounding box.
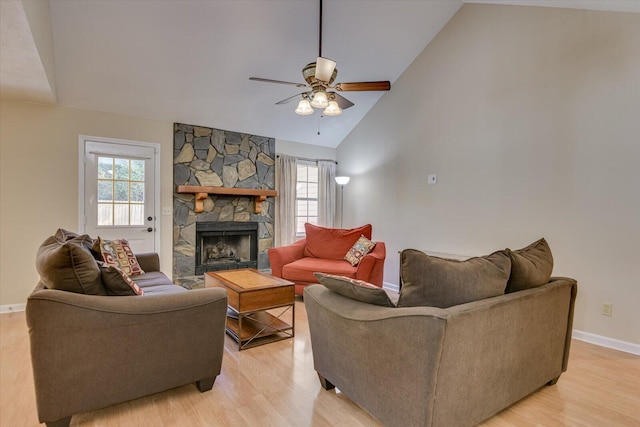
[2,0,639,148]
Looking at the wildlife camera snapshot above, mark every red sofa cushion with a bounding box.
[303,223,373,260]
[282,257,357,283]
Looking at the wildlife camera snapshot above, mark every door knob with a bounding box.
[147,216,153,221]
[146,227,153,232]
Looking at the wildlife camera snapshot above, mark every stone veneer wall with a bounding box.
[173,123,275,284]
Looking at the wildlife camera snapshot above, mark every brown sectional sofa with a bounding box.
[27,241,227,427]
[304,240,577,427]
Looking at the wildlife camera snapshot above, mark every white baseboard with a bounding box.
[0,303,26,314]
[383,281,399,293]
[572,329,640,356]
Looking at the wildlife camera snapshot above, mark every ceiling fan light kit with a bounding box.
[294,99,314,116]
[323,100,342,116]
[310,90,329,108]
[250,0,390,119]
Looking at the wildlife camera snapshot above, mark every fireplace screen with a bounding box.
[195,222,258,274]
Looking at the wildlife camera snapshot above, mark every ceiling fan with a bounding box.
[249,0,391,116]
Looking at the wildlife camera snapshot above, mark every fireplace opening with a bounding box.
[195,222,258,274]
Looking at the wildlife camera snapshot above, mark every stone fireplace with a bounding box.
[195,222,258,274]
[172,123,275,288]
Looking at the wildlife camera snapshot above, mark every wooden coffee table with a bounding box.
[204,269,295,350]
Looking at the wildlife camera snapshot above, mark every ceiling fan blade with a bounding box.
[250,77,307,88]
[315,57,336,83]
[332,93,354,109]
[275,93,304,105]
[335,81,391,92]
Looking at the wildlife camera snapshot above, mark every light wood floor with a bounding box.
[1,299,639,427]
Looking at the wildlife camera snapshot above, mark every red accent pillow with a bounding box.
[303,223,372,260]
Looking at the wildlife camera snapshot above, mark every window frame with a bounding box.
[295,160,319,237]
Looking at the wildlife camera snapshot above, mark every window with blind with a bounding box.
[296,162,319,234]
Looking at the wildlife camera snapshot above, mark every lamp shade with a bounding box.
[310,91,329,109]
[335,176,350,186]
[295,99,314,115]
[323,100,342,116]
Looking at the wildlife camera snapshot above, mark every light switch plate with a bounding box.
[428,174,437,184]
[162,207,172,215]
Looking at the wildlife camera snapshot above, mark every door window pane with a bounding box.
[96,156,146,227]
[114,182,129,202]
[114,204,129,226]
[98,204,113,226]
[131,182,144,202]
[114,158,129,180]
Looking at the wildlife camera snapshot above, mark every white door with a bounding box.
[82,138,158,253]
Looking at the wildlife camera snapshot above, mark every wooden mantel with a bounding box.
[176,185,278,214]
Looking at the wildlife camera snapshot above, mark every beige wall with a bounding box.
[337,5,640,344]
[0,100,173,306]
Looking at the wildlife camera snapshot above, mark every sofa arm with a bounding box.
[355,242,386,286]
[268,239,306,277]
[26,287,227,424]
[304,284,447,426]
[135,252,160,272]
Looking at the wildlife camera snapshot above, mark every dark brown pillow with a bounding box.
[397,249,511,308]
[506,238,553,293]
[98,262,144,296]
[36,233,106,295]
[314,273,395,307]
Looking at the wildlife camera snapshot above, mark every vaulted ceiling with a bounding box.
[2,0,639,147]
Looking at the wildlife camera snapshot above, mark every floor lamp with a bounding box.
[335,176,350,228]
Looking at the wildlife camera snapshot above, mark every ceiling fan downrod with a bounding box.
[319,0,323,58]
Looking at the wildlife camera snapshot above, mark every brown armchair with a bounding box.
[269,224,386,295]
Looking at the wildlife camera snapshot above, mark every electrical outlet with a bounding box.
[428,174,437,185]
[601,302,613,317]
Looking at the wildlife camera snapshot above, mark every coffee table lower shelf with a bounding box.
[226,308,294,350]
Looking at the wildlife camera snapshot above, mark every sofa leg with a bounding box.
[46,416,71,427]
[196,376,216,392]
[547,376,561,386]
[318,373,335,390]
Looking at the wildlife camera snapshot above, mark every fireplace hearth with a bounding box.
[195,222,258,274]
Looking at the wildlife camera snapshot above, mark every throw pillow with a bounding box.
[94,237,145,276]
[303,223,373,260]
[505,238,553,293]
[344,235,376,266]
[36,233,106,295]
[98,261,144,296]
[314,272,394,307]
[397,249,511,308]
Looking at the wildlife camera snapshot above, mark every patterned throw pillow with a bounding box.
[98,261,144,296]
[314,273,394,307]
[344,235,376,266]
[94,237,145,276]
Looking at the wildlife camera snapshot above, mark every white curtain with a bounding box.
[275,155,297,247]
[318,160,336,228]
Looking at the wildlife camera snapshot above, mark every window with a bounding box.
[296,162,318,234]
[97,156,145,226]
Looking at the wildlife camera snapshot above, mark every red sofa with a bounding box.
[268,224,386,295]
